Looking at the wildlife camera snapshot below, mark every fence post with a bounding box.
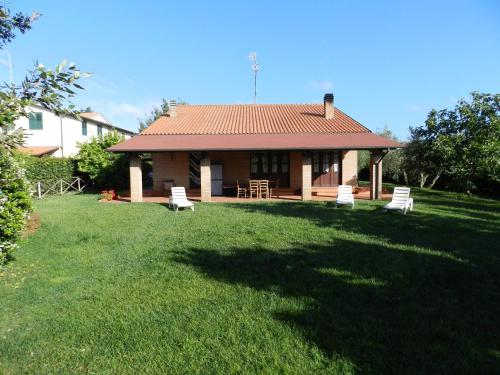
[60,179,63,195]
[77,177,81,192]
[37,182,42,199]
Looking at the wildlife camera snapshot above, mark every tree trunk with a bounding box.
[419,173,428,188]
[427,171,442,189]
[403,170,409,186]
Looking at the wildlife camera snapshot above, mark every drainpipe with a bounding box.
[60,116,64,157]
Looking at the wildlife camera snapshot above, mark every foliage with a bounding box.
[0,59,90,149]
[0,148,32,265]
[0,4,87,265]
[0,6,38,48]
[403,92,500,192]
[76,132,128,189]
[1,191,499,373]
[138,98,169,132]
[79,106,93,113]
[358,125,404,182]
[18,153,75,186]
[100,189,117,201]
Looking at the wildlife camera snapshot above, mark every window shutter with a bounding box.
[29,112,43,130]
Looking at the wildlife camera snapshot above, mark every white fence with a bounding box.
[35,177,87,198]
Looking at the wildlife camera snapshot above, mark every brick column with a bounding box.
[129,153,143,202]
[301,152,312,201]
[369,152,384,200]
[200,153,211,202]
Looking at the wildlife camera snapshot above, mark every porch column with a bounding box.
[200,153,211,202]
[130,153,143,202]
[301,152,312,201]
[369,151,384,200]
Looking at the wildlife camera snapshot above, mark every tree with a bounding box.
[76,132,128,189]
[403,92,499,192]
[138,98,169,132]
[0,5,88,265]
[358,125,403,183]
[79,106,93,113]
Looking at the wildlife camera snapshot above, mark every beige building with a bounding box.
[110,94,401,202]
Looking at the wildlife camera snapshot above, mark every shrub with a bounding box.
[0,148,32,265]
[76,132,128,189]
[19,154,75,186]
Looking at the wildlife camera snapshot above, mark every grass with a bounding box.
[0,189,499,374]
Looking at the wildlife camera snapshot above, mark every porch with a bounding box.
[119,185,392,203]
[127,149,388,203]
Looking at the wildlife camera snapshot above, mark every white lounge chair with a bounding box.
[336,185,355,208]
[169,187,194,212]
[383,187,413,214]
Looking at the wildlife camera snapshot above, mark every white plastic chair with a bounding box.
[169,187,194,212]
[336,185,355,208]
[383,187,413,214]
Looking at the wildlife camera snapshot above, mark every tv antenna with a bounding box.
[249,52,260,103]
[0,50,13,84]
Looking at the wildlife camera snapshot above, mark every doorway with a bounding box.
[312,151,341,187]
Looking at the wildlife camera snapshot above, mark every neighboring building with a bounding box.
[110,94,401,202]
[16,105,135,157]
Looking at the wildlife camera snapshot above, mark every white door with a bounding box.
[211,164,223,196]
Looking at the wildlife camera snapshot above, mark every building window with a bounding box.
[251,154,259,174]
[313,152,320,173]
[29,112,43,130]
[261,155,268,173]
[322,152,330,173]
[82,121,87,136]
[271,153,278,173]
[281,152,288,173]
[97,125,102,136]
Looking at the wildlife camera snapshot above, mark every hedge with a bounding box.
[19,154,76,186]
[0,149,32,265]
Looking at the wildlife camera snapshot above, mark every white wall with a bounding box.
[15,106,133,157]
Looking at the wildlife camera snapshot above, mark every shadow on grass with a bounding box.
[174,238,499,374]
[223,200,500,263]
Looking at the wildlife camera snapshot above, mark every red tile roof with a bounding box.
[110,103,403,152]
[18,146,59,156]
[142,104,371,135]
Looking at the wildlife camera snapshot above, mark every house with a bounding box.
[15,105,135,157]
[109,94,401,202]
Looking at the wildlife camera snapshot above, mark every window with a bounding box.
[322,152,330,173]
[313,152,320,173]
[29,112,43,130]
[281,152,288,173]
[261,154,268,173]
[251,154,259,174]
[97,125,102,136]
[82,121,87,136]
[271,153,278,173]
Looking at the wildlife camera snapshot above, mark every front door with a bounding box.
[312,151,340,187]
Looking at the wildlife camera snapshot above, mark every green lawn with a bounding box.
[1,190,499,374]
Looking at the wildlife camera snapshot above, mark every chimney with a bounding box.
[169,100,177,118]
[324,93,334,119]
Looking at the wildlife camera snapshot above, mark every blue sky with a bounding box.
[7,0,500,138]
